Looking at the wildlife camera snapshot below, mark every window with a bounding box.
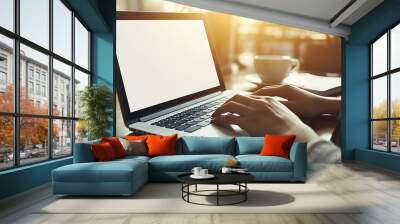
[371,23,400,153]
[53,0,72,60]
[35,70,41,81]
[42,85,46,97]
[35,84,40,95]
[0,0,14,31]
[0,0,91,170]
[0,34,13,113]
[53,119,72,158]
[28,67,34,80]
[0,116,13,170]
[19,117,49,165]
[53,59,72,117]
[0,71,6,85]
[20,0,49,48]
[74,69,89,118]
[74,18,90,70]
[0,54,7,67]
[28,81,34,94]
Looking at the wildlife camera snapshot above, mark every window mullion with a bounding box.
[71,10,76,155]
[388,30,391,152]
[48,0,54,160]
[13,0,20,167]
[370,45,373,149]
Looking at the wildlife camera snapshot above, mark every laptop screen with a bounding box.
[116,19,222,113]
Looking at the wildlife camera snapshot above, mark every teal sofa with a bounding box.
[52,136,307,196]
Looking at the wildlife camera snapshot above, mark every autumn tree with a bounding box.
[372,99,400,143]
[0,85,14,151]
[0,84,60,153]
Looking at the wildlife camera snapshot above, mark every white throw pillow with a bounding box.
[119,138,147,156]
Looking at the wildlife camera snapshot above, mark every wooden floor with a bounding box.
[1,162,400,224]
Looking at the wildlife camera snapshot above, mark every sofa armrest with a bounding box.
[289,142,307,182]
[73,140,100,163]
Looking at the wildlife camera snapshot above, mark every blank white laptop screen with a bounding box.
[116,19,221,113]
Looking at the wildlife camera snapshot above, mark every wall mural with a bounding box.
[115,0,342,163]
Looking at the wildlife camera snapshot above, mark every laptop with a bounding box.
[116,12,244,137]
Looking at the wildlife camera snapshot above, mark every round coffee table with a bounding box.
[177,173,255,206]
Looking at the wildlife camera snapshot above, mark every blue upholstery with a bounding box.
[236,155,293,172]
[148,154,234,181]
[290,142,307,181]
[178,136,235,155]
[52,157,148,195]
[73,140,100,163]
[235,137,263,155]
[149,154,234,173]
[52,137,307,195]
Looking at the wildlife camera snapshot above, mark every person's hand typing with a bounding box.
[252,84,340,118]
[211,94,318,142]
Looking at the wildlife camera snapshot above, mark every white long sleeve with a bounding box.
[307,137,341,163]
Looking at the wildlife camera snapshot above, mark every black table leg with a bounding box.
[216,184,219,206]
[181,184,183,199]
[245,183,247,201]
[187,184,190,202]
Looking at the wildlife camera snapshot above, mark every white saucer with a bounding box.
[190,174,215,179]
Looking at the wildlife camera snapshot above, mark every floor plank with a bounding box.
[1,162,400,224]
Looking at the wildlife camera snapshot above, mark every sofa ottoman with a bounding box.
[52,156,148,196]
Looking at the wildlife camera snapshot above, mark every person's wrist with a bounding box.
[316,97,340,116]
[297,124,318,142]
[286,121,318,143]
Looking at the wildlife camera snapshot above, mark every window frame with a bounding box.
[370,21,400,154]
[0,0,92,171]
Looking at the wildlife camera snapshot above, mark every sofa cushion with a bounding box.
[91,142,118,162]
[147,134,178,157]
[236,155,293,172]
[124,135,148,141]
[179,136,235,155]
[260,134,296,159]
[53,158,147,183]
[119,139,147,156]
[149,154,235,172]
[101,137,127,158]
[235,137,263,155]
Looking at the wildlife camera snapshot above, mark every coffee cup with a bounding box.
[221,167,232,174]
[199,169,208,176]
[191,167,202,176]
[254,55,299,84]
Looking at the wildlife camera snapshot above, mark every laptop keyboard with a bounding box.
[151,96,230,133]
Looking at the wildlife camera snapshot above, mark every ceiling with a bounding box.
[227,0,353,22]
[168,0,384,37]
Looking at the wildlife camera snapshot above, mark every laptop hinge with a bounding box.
[139,91,223,122]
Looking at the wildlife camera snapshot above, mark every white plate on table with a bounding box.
[190,174,215,179]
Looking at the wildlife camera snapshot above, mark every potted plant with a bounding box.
[79,84,113,140]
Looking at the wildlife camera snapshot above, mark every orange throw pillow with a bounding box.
[91,142,117,161]
[125,135,148,141]
[259,134,296,159]
[146,134,177,157]
[101,137,126,158]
